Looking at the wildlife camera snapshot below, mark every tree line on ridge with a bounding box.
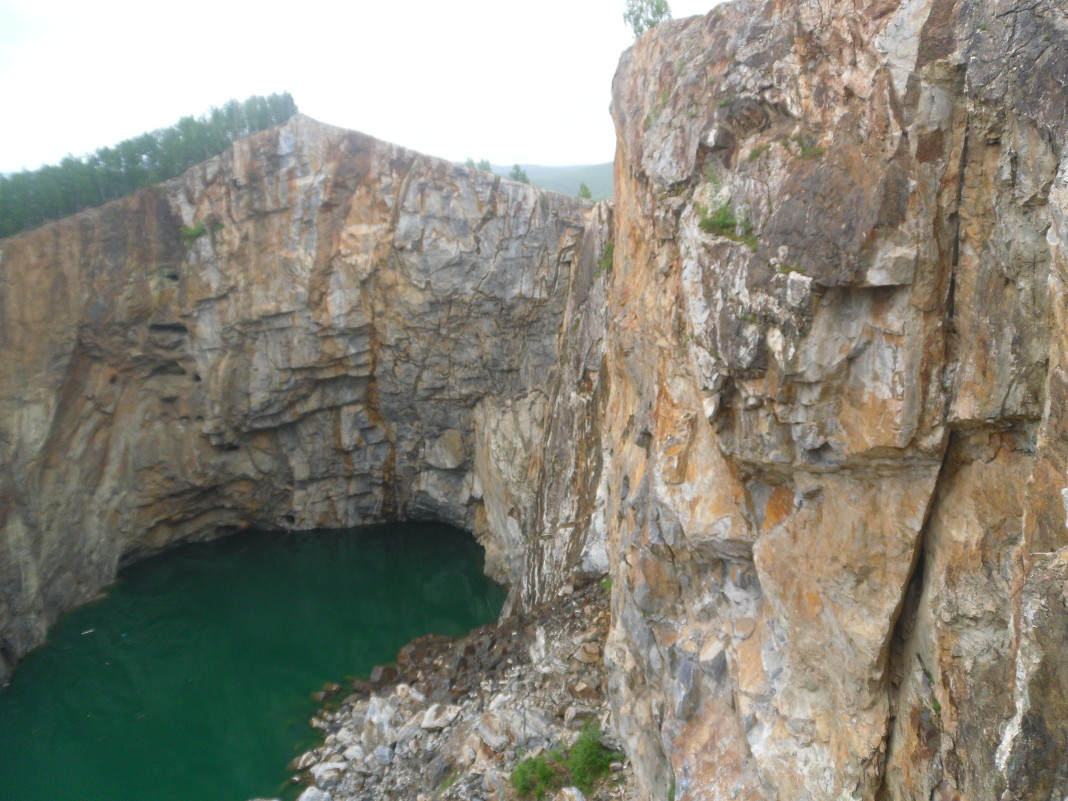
[0,92,298,239]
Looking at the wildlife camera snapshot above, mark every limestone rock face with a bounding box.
[588,1,1068,799]
[0,115,591,678]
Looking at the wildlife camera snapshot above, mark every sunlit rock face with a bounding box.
[587,1,1068,799]
[0,115,595,679]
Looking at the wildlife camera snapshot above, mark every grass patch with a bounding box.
[601,576,613,593]
[596,240,614,277]
[697,203,758,251]
[510,722,621,798]
[438,772,460,793]
[748,143,771,162]
[793,136,825,159]
[181,218,224,248]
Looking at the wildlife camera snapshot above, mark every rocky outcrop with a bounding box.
[4,1,1068,800]
[0,116,596,679]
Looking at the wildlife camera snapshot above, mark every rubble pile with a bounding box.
[270,580,638,801]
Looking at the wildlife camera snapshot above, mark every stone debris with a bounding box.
[250,580,639,801]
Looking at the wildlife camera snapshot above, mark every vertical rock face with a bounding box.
[0,116,594,678]
[3,2,1068,799]
[591,1,1068,799]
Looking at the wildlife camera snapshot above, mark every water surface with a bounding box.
[0,523,505,801]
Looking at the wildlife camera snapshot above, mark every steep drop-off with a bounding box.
[3,1,1068,800]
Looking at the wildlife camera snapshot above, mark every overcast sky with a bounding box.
[0,0,725,174]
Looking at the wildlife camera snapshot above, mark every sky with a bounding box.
[0,0,724,174]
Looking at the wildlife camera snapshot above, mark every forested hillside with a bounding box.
[0,93,298,239]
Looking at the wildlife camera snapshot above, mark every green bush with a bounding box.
[698,203,737,237]
[568,723,617,792]
[511,750,562,798]
[510,723,621,798]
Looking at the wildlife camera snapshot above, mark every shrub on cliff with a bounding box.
[510,722,620,798]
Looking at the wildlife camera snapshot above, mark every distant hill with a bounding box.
[490,162,614,200]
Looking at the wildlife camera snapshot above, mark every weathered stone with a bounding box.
[571,642,601,664]
[475,712,510,753]
[341,745,365,763]
[308,760,344,788]
[570,682,600,703]
[420,703,461,731]
[288,751,320,772]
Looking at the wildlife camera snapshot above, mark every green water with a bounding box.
[0,523,506,801]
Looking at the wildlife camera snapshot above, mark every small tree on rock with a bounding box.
[578,182,592,199]
[624,0,671,38]
[509,164,530,184]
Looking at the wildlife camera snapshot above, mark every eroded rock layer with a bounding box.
[3,1,1068,799]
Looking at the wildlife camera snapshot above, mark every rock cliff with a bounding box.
[3,1,1068,800]
[0,116,596,679]
[587,1,1068,799]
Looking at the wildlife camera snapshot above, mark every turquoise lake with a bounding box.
[0,523,506,801]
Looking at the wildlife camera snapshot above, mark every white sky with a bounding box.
[0,0,724,174]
